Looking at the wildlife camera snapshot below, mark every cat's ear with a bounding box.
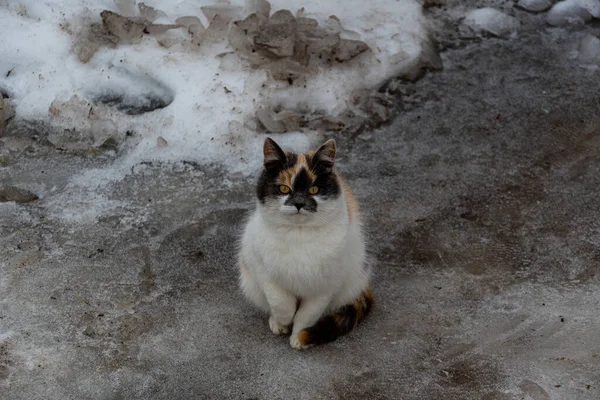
[263,137,286,170]
[313,139,336,173]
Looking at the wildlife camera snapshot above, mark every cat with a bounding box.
[238,137,373,350]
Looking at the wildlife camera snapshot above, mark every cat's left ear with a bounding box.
[263,137,287,170]
[313,139,336,173]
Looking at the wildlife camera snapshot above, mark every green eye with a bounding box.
[308,186,319,195]
[279,185,290,194]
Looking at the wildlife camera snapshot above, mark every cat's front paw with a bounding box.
[269,316,290,335]
[290,331,313,350]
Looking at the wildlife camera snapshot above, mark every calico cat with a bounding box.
[238,137,372,349]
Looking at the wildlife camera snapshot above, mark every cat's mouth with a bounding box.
[281,208,312,216]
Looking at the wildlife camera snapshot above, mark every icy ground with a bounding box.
[2,0,600,399]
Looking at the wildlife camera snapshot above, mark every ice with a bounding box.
[72,20,119,63]
[100,10,146,44]
[576,34,600,66]
[518,380,550,400]
[203,14,229,43]
[463,8,520,38]
[546,0,600,25]
[334,39,370,62]
[201,4,244,22]
[254,10,297,57]
[138,3,166,22]
[114,0,137,18]
[515,0,553,13]
[175,16,202,27]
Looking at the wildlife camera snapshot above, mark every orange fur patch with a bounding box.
[363,287,374,305]
[277,168,294,186]
[339,177,360,222]
[277,152,317,186]
[298,329,311,345]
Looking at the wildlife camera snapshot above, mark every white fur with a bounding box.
[238,183,370,349]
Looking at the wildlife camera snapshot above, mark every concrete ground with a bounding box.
[1,3,600,400]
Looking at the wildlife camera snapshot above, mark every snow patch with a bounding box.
[546,0,600,25]
[0,0,430,222]
[575,34,600,67]
[463,8,520,38]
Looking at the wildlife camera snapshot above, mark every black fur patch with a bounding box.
[283,167,317,212]
[256,152,340,205]
[256,152,297,203]
[300,291,373,346]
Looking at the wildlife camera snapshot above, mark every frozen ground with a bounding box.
[1,0,600,399]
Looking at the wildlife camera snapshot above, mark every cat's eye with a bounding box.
[308,186,319,195]
[279,185,291,194]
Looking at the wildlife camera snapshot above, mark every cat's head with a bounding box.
[256,138,343,226]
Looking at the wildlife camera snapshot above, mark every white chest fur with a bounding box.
[242,210,352,297]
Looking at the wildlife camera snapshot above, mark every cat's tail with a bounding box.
[297,288,374,346]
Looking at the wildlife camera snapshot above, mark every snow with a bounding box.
[0,0,428,185]
[546,0,600,25]
[463,8,520,38]
[575,34,600,67]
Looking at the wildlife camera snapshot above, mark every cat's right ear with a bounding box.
[263,138,286,170]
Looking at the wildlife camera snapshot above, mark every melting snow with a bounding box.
[0,0,430,221]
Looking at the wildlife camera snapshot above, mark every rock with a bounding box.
[577,34,600,65]
[254,10,297,57]
[0,186,39,203]
[515,0,553,13]
[101,11,146,44]
[463,8,520,38]
[546,0,600,25]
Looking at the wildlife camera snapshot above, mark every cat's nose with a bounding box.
[293,200,305,211]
